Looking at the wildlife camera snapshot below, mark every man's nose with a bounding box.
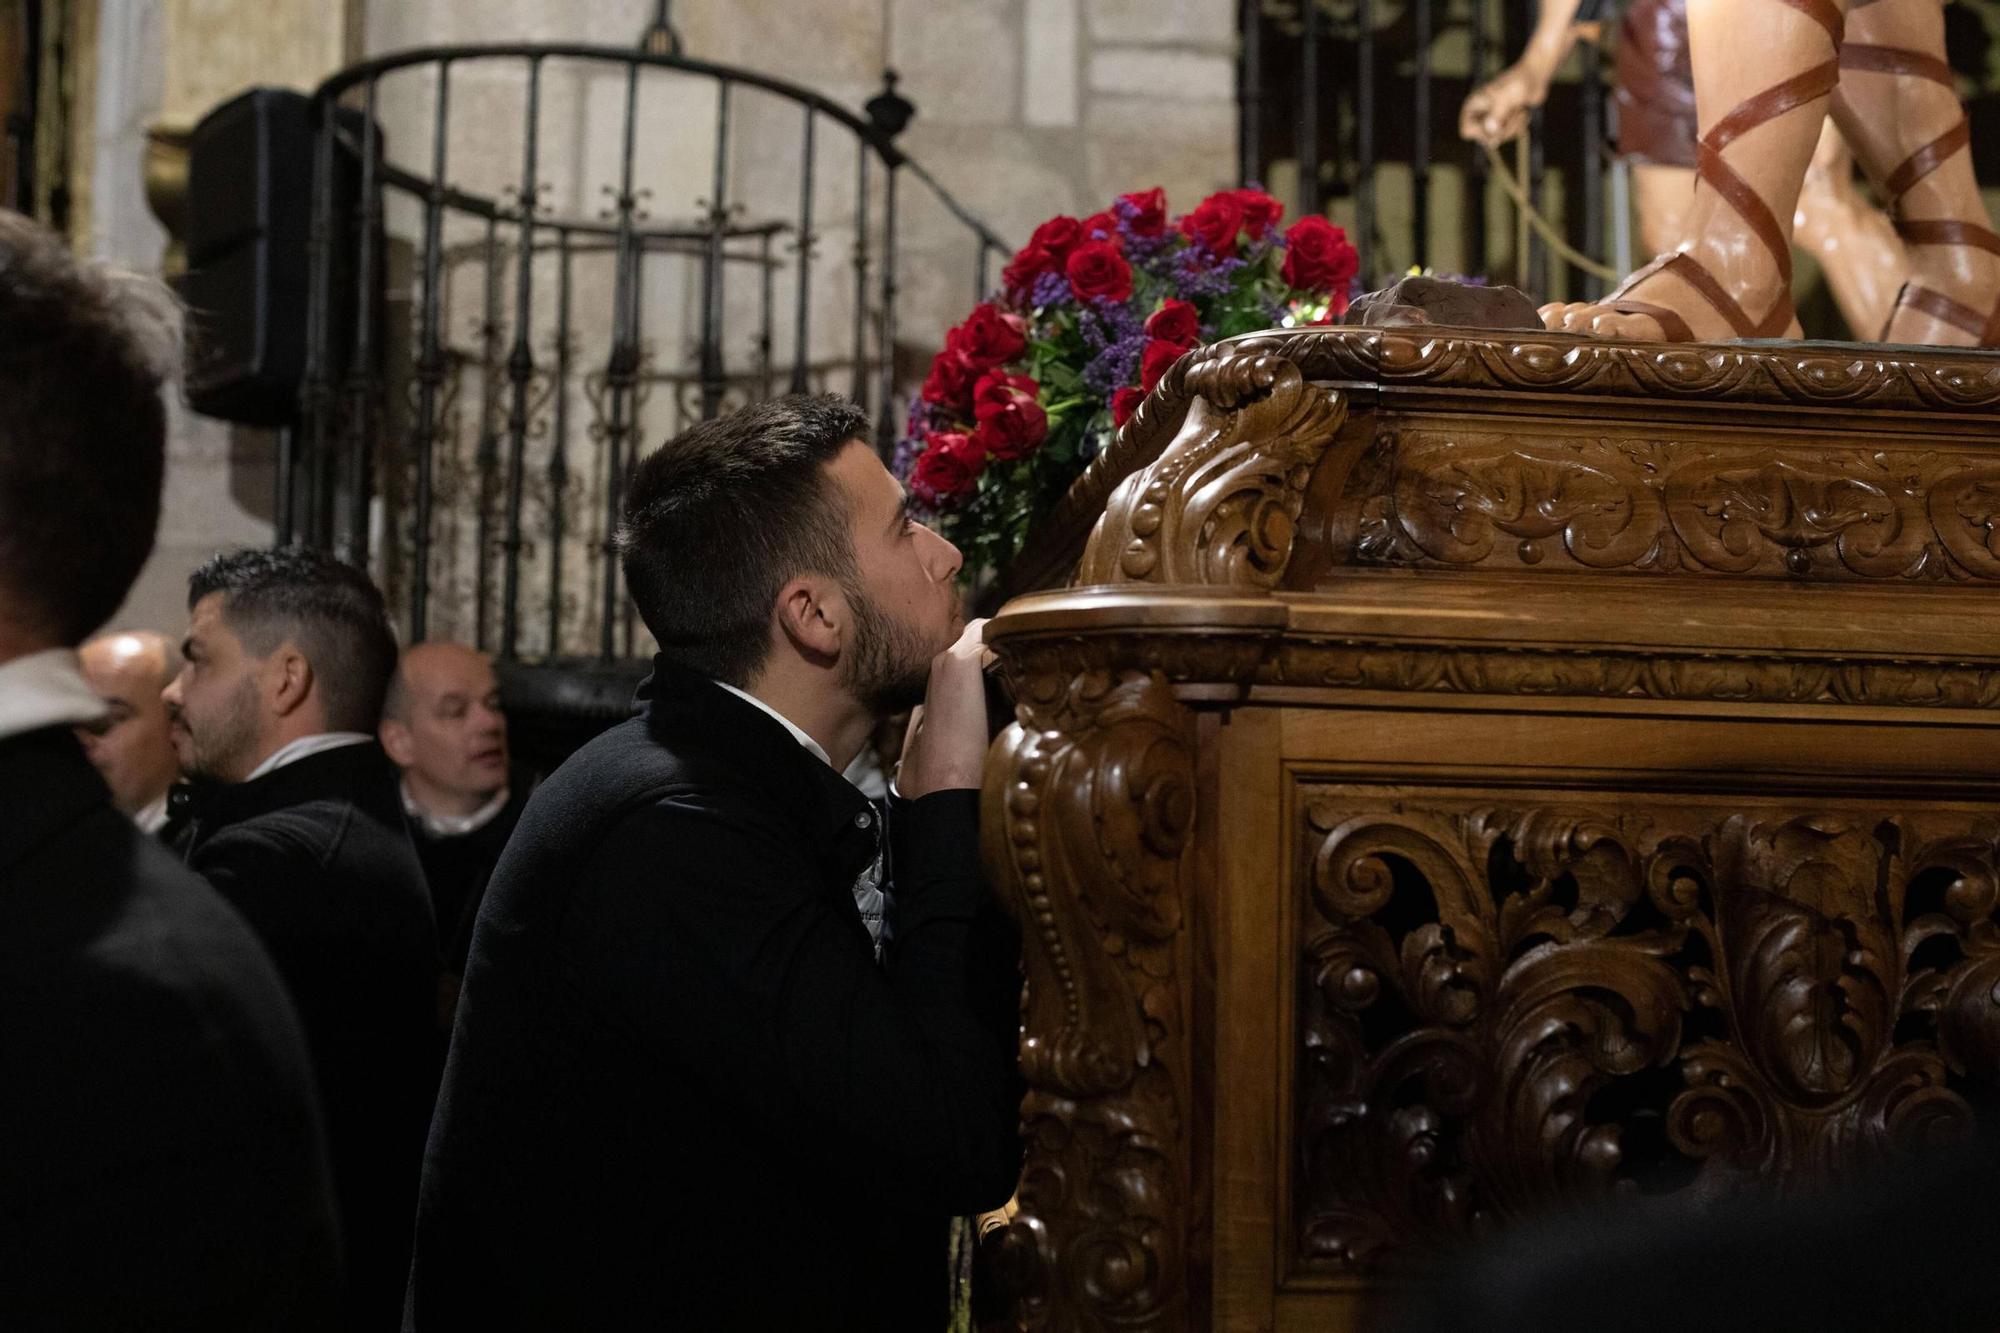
[922,524,963,582]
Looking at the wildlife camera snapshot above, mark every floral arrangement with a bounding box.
[895,186,1361,578]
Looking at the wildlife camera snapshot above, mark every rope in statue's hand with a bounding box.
[1481,139,1621,283]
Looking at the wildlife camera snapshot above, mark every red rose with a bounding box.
[1082,209,1119,242]
[1002,243,1056,295]
[954,303,1028,369]
[972,370,1038,421]
[1177,192,1246,257]
[1280,215,1360,295]
[920,346,976,409]
[1144,299,1201,348]
[1029,215,1085,259]
[1140,338,1185,393]
[1119,187,1167,236]
[1231,188,1284,238]
[1064,240,1133,303]
[1110,387,1145,427]
[972,397,1048,461]
[909,431,985,506]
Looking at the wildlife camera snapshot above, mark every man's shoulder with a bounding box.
[195,799,349,871]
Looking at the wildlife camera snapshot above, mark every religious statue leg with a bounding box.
[1793,120,1910,340]
[1828,0,2000,343]
[1542,0,1844,341]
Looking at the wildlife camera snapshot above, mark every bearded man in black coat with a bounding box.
[409,395,1022,1330]
[163,547,441,1330]
[0,207,342,1329]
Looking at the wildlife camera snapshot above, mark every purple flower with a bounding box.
[1082,330,1148,398]
[1029,269,1073,310]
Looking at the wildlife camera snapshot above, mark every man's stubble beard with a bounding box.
[841,584,941,719]
[181,674,264,784]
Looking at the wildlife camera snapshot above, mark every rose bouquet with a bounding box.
[896,186,1360,579]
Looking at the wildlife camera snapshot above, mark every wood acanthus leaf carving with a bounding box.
[982,669,1197,1332]
[1295,795,2000,1275]
[1079,350,1348,588]
[1346,432,2000,581]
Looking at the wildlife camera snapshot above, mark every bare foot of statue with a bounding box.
[1829,0,2000,345]
[1542,0,1844,342]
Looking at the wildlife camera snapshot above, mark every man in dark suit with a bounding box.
[163,547,441,1330]
[409,395,1022,1330]
[0,206,342,1329]
[379,641,527,1021]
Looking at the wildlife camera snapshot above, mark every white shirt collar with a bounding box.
[713,681,832,768]
[401,778,511,838]
[0,649,108,744]
[243,731,374,782]
[133,791,171,834]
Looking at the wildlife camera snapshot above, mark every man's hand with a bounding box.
[896,618,994,799]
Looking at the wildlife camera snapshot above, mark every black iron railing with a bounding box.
[296,43,1009,665]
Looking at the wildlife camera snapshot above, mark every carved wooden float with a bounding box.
[977,327,2000,1332]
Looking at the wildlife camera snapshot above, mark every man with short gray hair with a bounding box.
[76,629,182,835]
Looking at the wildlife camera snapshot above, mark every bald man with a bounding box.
[380,643,526,996]
[76,630,182,835]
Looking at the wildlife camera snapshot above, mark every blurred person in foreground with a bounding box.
[164,546,440,1331]
[76,629,182,836]
[0,206,340,1329]
[379,642,526,1019]
[409,395,1022,1330]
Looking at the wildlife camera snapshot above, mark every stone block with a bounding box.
[1088,46,1234,100]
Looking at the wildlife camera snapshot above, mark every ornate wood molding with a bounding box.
[982,668,1199,1332]
[1294,793,2000,1274]
[1244,326,2000,418]
[1342,431,2000,582]
[1079,350,1348,588]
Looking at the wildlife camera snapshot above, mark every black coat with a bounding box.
[179,741,441,1331]
[0,727,342,1331]
[406,784,527,976]
[408,662,1022,1331]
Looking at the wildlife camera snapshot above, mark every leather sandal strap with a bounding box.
[1894,283,1993,340]
[1883,117,1972,204]
[1609,250,1790,342]
[1602,299,1697,345]
[1895,219,2000,256]
[1696,60,1840,290]
[1839,42,1955,88]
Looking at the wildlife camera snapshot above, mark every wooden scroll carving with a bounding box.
[1345,431,2000,582]
[1077,349,1348,588]
[1294,792,2000,1275]
[982,667,1197,1332]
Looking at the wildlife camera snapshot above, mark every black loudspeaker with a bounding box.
[182,88,373,427]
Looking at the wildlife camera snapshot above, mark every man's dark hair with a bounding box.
[0,209,178,645]
[617,394,869,685]
[189,547,400,733]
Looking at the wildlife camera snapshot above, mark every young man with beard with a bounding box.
[163,547,440,1331]
[409,395,1022,1330]
[0,208,341,1328]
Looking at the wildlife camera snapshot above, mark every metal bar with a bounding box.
[1469,0,1490,277]
[1237,0,1261,188]
[473,213,502,651]
[1579,34,1605,300]
[789,107,815,393]
[1528,103,1548,297]
[698,80,730,420]
[876,159,899,458]
[599,60,642,661]
[1355,0,1375,284]
[975,241,990,302]
[851,148,870,409]
[500,55,541,660]
[294,102,338,548]
[1412,0,1432,270]
[9,0,40,213]
[758,229,775,399]
[546,228,572,659]
[1298,0,1319,219]
[409,62,454,640]
[338,76,382,565]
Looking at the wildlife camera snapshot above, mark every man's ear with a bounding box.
[268,646,314,719]
[774,573,847,664]
[380,717,414,767]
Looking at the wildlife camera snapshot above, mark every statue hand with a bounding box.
[1460,63,1547,148]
